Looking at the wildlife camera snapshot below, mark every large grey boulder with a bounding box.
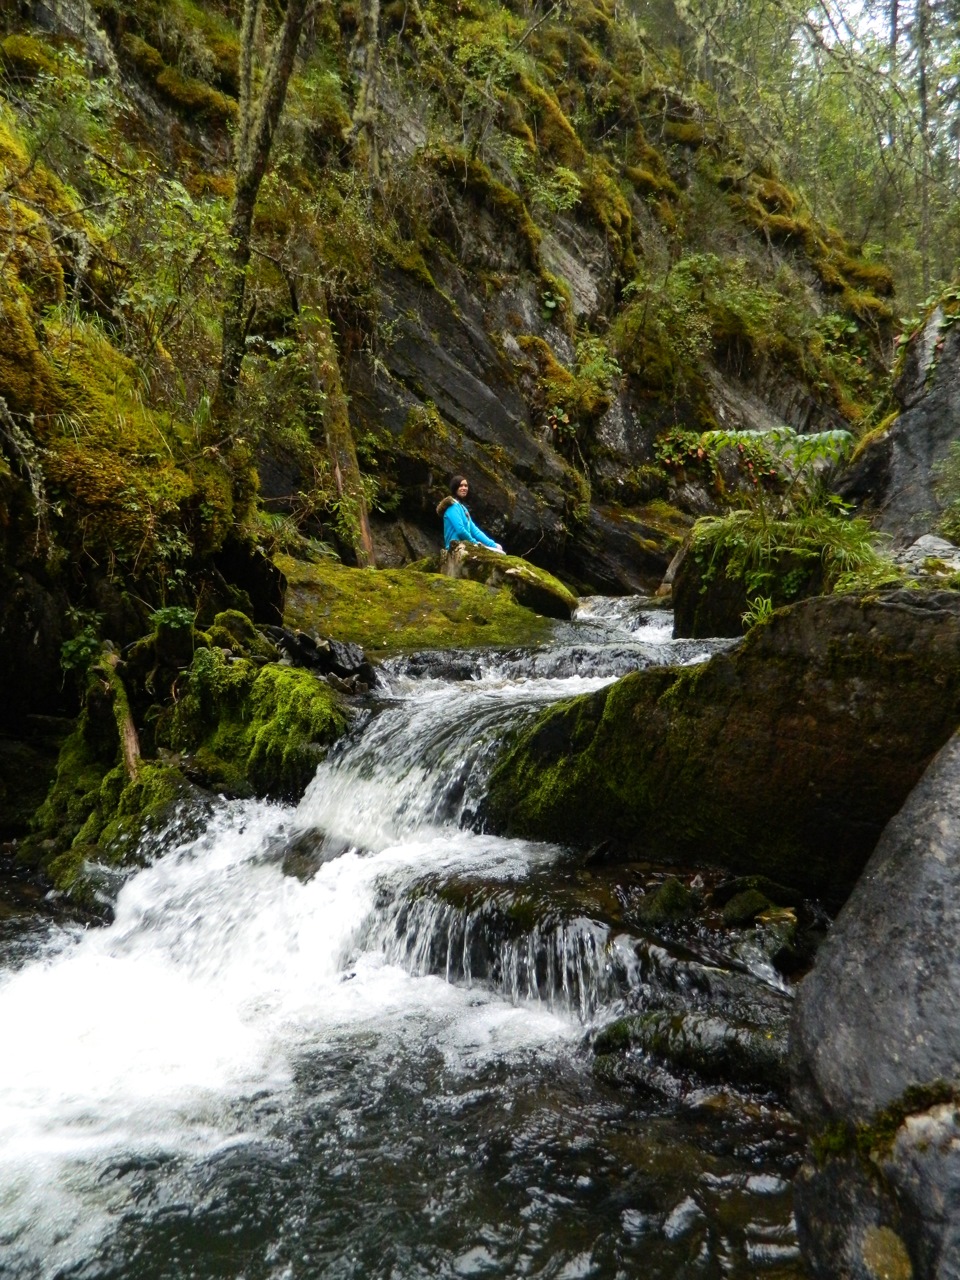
[841,309,960,544]
[790,731,960,1279]
[485,589,960,904]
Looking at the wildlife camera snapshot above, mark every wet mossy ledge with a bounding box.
[276,554,560,652]
[483,589,960,904]
[18,611,350,901]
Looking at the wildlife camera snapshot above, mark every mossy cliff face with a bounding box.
[484,589,960,903]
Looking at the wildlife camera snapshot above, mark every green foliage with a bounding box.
[741,595,774,629]
[60,616,102,675]
[149,605,195,631]
[693,506,881,599]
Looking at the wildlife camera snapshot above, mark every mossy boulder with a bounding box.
[484,590,960,903]
[448,545,578,619]
[276,553,555,653]
[160,647,348,798]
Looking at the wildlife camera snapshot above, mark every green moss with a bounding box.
[121,32,237,123]
[276,553,555,652]
[205,609,279,659]
[721,887,771,926]
[637,875,699,925]
[625,164,679,199]
[379,236,438,290]
[841,286,894,324]
[834,255,895,297]
[753,178,796,214]
[579,163,634,269]
[0,33,58,81]
[428,145,542,268]
[812,1081,960,1168]
[516,75,585,169]
[162,647,348,798]
[663,119,706,147]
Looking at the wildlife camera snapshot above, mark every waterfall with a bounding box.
[0,605,803,1280]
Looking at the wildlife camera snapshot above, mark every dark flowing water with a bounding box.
[0,601,807,1279]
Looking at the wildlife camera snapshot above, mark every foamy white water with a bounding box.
[0,611,800,1280]
[0,671,604,1273]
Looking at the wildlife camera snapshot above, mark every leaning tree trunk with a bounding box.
[212,0,311,430]
[348,0,381,180]
[299,289,376,567]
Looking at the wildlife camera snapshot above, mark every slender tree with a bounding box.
[213,0,311,427]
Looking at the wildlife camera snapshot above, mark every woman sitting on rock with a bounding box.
[437,475,504,553]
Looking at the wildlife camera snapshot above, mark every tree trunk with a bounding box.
[916,0,932,295]
[298,289,376,567]
[212,0,311,431]
[348,0,381,181]
[96,651,141,783]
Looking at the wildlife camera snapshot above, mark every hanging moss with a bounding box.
[515,75,585,169]
[120,33,237,124]
[663,119,706,148]
[427,145,542,268]
[579,163,635,269]
[0,33,59,81]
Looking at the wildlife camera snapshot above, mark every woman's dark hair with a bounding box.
[449,474,468,496]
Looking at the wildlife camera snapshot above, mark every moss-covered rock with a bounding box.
[593,1009,788,1093]
[448,545,578,618]
[485,590,960,903]
[160,647,348,798]
[276,553,555,652]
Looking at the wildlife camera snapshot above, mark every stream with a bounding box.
[0,599,808,1280]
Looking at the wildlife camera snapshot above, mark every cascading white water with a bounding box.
[0,607,803,1280]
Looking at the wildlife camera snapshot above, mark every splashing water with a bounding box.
[0,611,804,1279]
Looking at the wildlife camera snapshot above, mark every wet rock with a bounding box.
[636,875,701,926]
[840,312,960,545]
[891,533,960,578]
[593,1008,789,1096]
[565,505,678,595]
[790,729,960,1279]
[261,625,377,687]
[485,589,960,903]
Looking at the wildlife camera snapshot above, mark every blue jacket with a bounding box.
[440,499,499,550]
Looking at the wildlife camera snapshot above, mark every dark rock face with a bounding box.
[841,310,960,544]
[0,570,68,727]
[347,267,575,560]
[565,505,676,594]
[485,590,960,903]
[790,730,960,1279]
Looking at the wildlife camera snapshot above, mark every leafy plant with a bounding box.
[693,506,881,600]
[149,605,195,631]
[741,595,774,628]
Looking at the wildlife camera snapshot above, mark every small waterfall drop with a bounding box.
[0,604,803,1280]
